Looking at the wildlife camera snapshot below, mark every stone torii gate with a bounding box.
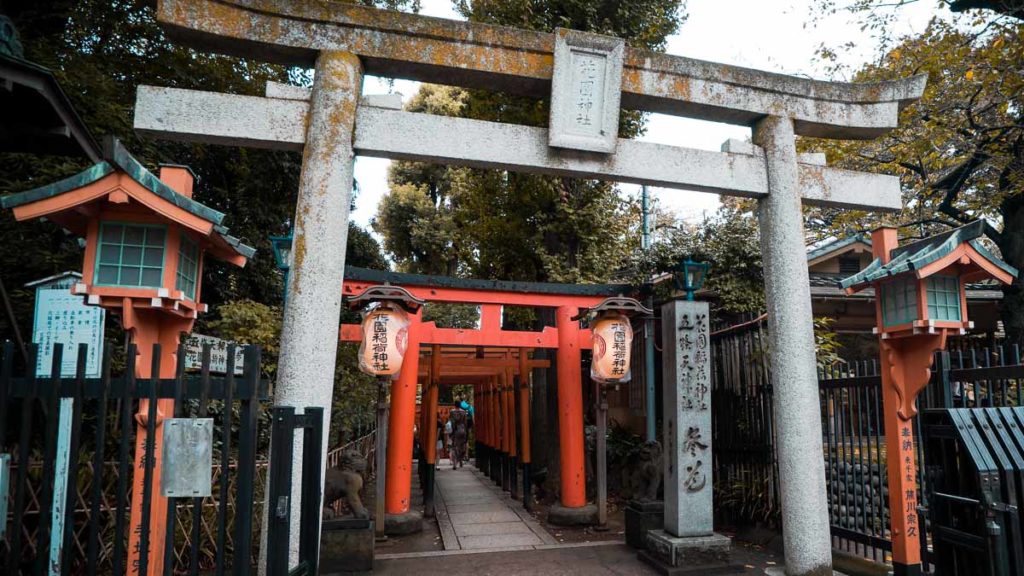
[132,1,925,573]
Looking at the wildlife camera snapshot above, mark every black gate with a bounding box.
[264,407,325,576]
[0,340,277,575]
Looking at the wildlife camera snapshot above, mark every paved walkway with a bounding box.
[430,462,558,552]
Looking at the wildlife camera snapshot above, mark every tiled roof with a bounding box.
[840,220,1017,290]
[1,140,254,260]
[806,234,871,262]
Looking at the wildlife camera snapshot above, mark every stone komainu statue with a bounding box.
[323,449,369,519]
[621,440,662,502]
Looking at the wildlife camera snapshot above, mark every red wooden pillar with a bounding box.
[555,305,587,508]
[125,312,191,576]
[518,350,532,466]
[425,345,441,466]
[385,310,421,515]
[505,366,517,460]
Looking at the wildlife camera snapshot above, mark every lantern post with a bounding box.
[269,231,293,305]
[1,140,253,574]
[841,221,1018,576]
[346,284,425,539]
[673,258,709,302]
[583,296,653,529]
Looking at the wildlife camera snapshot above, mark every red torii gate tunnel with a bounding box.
[339,267,635,527]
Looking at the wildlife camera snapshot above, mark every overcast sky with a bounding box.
[351,0,941,239]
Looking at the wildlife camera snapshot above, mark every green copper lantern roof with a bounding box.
[840,220,1017,290]
[1,139,254,260]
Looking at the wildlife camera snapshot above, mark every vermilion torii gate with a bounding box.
[132,1,925,573]
[339,266,631,527]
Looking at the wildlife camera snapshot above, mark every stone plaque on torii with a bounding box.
[133,1,925,573]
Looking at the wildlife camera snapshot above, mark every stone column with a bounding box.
[267,50,362,567]
[641,300,731,570]
[753,115,833,576]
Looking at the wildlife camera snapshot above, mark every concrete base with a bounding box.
[765,565,843,569]
[547,503,598,526]
[320,518,374,574]
[625,500,664,550]
[384,511,423,535]
[639,530,741,575]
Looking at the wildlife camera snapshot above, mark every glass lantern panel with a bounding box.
[101,224,122,243]
[926,275,962,322]
[141,268,163,287]
[95,222,166,288]
[97,265,118,284]
[176,234,199,300]
[882,277,918,328]
[99,244,119,264]
[119,266,141,286]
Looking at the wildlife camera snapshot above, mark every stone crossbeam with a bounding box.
[134,85,902,212]
[154,0,925,139]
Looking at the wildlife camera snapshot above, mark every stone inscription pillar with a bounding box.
[269,50,363,566]
[754,115,833,575]
[642,299,731,571]
[660,299,712,537]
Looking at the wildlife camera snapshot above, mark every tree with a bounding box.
[801,14,1024,343]
[373,0,688,284]
[0,0,405,346]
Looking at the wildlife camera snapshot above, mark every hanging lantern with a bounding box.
[591,312,633,384]
[358,304,410,377]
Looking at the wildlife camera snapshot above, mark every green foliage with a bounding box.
[0,0,402,440]
[814,316,843,369]
[373,0,687,285]
[802,12,1024,342]
[205,299,282,375]
[628,201,766,316]
[423,303,479,329]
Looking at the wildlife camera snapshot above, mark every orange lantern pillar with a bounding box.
[841,222,1018,576]
[2,141,253,574]
[348,285,425,536]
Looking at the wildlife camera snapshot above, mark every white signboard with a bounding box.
[31,274,105,378]
[28,271,105,576]
[183,333,245,375]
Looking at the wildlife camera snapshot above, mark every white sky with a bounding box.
[352,0,941,238]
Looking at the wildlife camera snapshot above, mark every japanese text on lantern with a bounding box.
[611,320,627,377]
[372,314,389,373]
[569,51,605,137]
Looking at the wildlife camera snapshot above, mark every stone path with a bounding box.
[431,462,558,552]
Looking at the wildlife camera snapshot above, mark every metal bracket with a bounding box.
[345,283,426,313]
[573,295,653,321]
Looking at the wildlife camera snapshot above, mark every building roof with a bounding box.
[1,139,254,260]
[0,49,102,161]
[840,220,1018,290]
[809,272,1005,300]
[806,233,871,263]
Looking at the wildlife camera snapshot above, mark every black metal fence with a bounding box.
[0,340,277,575]
[711,320,1024,571]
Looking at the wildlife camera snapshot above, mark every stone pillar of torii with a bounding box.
[133,1,925,573]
